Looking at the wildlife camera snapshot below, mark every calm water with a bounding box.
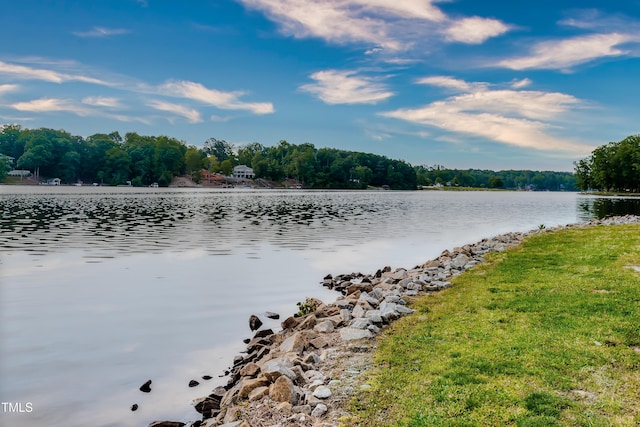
[1,187,638,426]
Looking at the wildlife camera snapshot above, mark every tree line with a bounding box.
[0,125,578,191]
[574,135,640,193]
[415,166,577,191]
[0,126,416,189]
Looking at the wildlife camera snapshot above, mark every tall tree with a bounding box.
[203,138,235,162]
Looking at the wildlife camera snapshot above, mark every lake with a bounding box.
[1,187,639,426]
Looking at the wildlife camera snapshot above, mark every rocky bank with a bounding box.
[148,215,640,427]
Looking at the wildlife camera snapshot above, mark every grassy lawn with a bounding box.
[346,224,640,427]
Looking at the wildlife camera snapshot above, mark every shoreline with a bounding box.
[148,215,640,427]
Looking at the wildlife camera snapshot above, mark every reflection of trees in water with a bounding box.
[578,197,640,221]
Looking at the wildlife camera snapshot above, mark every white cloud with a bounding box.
[239,0,398,49]
[72,27,131,38]
[148,100,202,123]
[511,78,532,89]
[158,80,274,114]
[444,17,509,44]
[381,77,593,155]
[417,76,487,92]
[300,69,393,104]
[11,98,93,116]
[81,96,123,108]
[498,33,636,70]
[10,97,149,124]
[238,0,506,51]
[0,83,19,95]
[0,60,108,85]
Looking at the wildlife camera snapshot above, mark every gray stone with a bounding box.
[311,403,328,417]
[339,327,373,341]
[379,301,400,320]
[312,386,332,399]
[452,254,470,269]
[397,278,411,288]
[371,287,385,300]
[351,304,366,318]
[263,359,297,381]
[390,269,408,281]
[395,305,414,314]
[365,311,384,324]
[367,324,381,334]
[349,318,372,329]
[313,320,334,333]
[406,281,423,291]
[358,291,380,307]
[279,332,305,354]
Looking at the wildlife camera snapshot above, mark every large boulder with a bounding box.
[262,359,297,382]
[238,376,270,399]
[313,320,334,333]
[279,332,306,354]
[269,375,295,403]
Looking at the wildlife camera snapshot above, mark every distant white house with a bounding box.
[233,165,255,179]
[8,169,31,177]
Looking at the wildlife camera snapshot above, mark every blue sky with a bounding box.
[1,0,639,171]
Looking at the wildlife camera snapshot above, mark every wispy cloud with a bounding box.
[0,83,19,95]
[497,33,637,71]
[72,26,131,38]
[10,97,150,124]
[381,76,593,155]
[0,58,275,119]
[81,96,123,108]
[416,76,487,92]
[148,100,202,123]
[11,98,93,116]
[300,70,393,104]
[158,80,274,114]
[444,17,509,44]
[511,78,532,89]
[238,0,506,52]
[0,60,109,85]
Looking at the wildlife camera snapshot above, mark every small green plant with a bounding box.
[538,224,546,230]
[296,298,315,316]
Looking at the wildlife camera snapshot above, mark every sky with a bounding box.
[1,0,639,171]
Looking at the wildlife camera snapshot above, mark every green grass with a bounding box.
[346,224,640,427]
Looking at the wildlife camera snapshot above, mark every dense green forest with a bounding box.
[415,166,577,191]
[0,125,416,189]
[574,135,640,192]
[1,125,576,190]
